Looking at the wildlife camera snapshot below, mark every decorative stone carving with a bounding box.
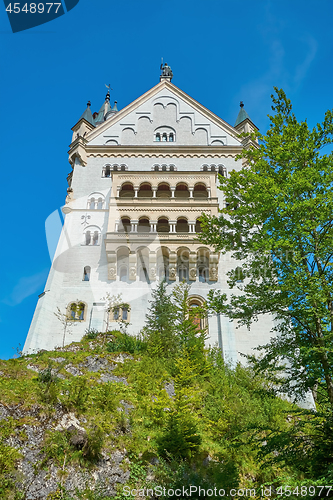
[169,267,177,280]
[149,267,156,280]
[189,268,197,280]
[108,267,116,280]
[209,267,218,281]
[129,267,137,280]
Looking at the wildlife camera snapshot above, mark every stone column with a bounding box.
[131,220,138,232]
[107,251,117,281]
[169,252,177,281]
[189,252,197,281]
[134,186,139,198]
[149,251,156,281]
[188,221,196,233]
[150,222,157,233]
[115,220,119,232]
[152,187,157,198]
[209,253,219,281]
[116,186,120,197]
[129,252,137,281]
[169,221,177,233]
[189,188,194,198]
[207,187,211,199]
[170,187,175,198]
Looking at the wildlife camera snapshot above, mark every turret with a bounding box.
[234,101,259,147]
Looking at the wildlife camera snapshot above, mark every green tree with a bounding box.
[142,280,178,355]
[199,88,333,407]
[172,282,208,364]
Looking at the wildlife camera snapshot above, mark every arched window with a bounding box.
[169,133,174,142]
[178,265,188,281]
[219,165,227,177]
[97,198,103,209]
[154,165,160,171]
[157,183,171,198]
[203,165,208,172]
[177,248,189,281]
[93,231,99,245]
[193,184,208,199]
[138,217,150,233]
[176,218,189,233]
[162,133,167,142]
[175,183,190,198]
[118,247,129,281]
[138,183,153,198]
[120,267,128,282]
[195,218,202,233]
[169,165,175,171]
[198,266,208,283]
[109,304,130,323]
[120,165,126,171]
[119,217,131,233]
[156,133,161,142]
[157,217,169,233]
[103,166,111,178]
[119,183,134,198]
[162,165,167,171]
[211,165,216,171]
[68,302,86,321]
[188,297,207,330]
[83,266,91,281]
[89,198,95,210]
[85,231,91,246]
[113,165,118,171]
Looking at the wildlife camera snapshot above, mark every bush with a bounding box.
[84,328,100,340]
[157,413,201,461]
[107,331,147,354]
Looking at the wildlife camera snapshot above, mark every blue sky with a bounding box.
[0,0,332,359]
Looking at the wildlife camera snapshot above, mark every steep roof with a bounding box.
[78,101,94,126]
[234,102,251,126]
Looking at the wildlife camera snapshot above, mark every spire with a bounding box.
[234,101,251,127]
[78,100,94,126]
[94,89,112,125]
[94,84,119,124]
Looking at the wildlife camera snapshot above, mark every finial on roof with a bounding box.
[105,83,113,102]
[160,60,173,82]
[78,100,94,126]
[240,101,244,108]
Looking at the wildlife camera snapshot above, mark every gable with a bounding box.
[87,82,241,148]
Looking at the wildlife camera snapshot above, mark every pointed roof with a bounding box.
[94,91,112,125]
[79,101,94,126]
[234,101,251,127]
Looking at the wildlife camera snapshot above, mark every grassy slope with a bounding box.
[0,331,318,500]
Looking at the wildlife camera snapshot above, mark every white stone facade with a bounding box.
[24,77,275,365]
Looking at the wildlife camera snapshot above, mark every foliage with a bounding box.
[107,330,147,354]
[200,88,333,408]
[84,328,100,340]
[102,293,130,334]
[54,306,77,348]
[142,280,178,356]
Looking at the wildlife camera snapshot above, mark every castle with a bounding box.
[23,65,275,363]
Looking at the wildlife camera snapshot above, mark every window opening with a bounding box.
[83,266,91,281]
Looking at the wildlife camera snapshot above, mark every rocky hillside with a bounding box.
[0,327,329,500]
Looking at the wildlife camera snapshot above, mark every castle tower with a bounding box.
[24,67,274,364]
